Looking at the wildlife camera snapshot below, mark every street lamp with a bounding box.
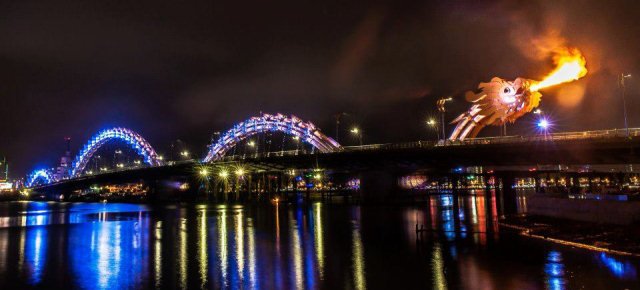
[180,150,190,158]
[350,127,363,146]
[437,97,453,139]
[427,118,439,140]
[620,73,632,137]
[199,168,209,177]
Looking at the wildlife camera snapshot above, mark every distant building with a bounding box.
[0,156,7,181]
[54,137,72,180]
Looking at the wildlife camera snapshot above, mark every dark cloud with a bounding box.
[1,0,640,175]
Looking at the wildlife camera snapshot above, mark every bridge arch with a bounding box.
[26,169,56,187]
[70,127,162,177]
[203,113,342,162]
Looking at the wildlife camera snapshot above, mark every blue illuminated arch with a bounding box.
[26,169,56,188]
[70,127,162,177]
[203,113,342,162]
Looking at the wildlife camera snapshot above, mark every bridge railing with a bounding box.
[215,127,640,159]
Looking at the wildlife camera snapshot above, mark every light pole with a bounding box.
[334,112,349,143]
[427,118,439,140]
[351,127,363,146]
[437,97,453,139]
[620,73,632,137]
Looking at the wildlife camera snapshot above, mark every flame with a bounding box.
[530,47,587,91]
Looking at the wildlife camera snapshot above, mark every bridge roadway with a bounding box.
[30,128,640,196]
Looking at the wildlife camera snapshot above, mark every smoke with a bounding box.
[503,2,587,108]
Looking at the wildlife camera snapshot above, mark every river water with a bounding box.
[0,193,638,289]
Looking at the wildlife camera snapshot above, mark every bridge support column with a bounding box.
[496,172,518,217]
[359,170,398,203]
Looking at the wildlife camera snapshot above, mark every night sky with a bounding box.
[2,0,640,176]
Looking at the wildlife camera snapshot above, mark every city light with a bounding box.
[427,119,437,127]
[235,168,245,177]
[247,141,256,147]
[219,169,229,179]
[350,127,360,134]
[180,150,190,157]
[538,118,550,130]
[117,163,124,168]
[199,168,209,177]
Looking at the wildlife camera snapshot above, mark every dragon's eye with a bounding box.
[503,87,513,94]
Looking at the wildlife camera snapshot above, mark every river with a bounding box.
[0,192,637,289]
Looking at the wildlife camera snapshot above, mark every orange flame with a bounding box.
[530,47,587,91]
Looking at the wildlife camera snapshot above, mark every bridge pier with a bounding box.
[359,170,398,203]
[496,172,518,217]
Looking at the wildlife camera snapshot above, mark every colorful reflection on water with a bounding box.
[0,193,638,289]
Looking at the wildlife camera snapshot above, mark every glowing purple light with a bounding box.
[71,128,161,177]
[26,169,56,187]
[537,118,550,130]
[203,113,342,162]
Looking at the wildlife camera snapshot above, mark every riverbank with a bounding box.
[501,215,640,257]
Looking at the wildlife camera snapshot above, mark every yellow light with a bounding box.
[351,128,359,134]
[199,168,209,177]
[235,168,245,176]
[248,141,256,147]
[219,170,229,179]
[314,173,322,180]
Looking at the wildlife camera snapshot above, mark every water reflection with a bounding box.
[597,252,638,279]
[24,225,47,284]
[0,199,637,289]
[545,251,567,290]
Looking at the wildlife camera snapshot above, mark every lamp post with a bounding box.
[351,127,363,146]
[427,118,439,140]
[334,112,349,143]
[620,73,632,137]
[437,97,453,139]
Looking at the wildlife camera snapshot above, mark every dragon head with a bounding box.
[466,77,541,125]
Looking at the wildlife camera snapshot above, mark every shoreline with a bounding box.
[500,215,640,257]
